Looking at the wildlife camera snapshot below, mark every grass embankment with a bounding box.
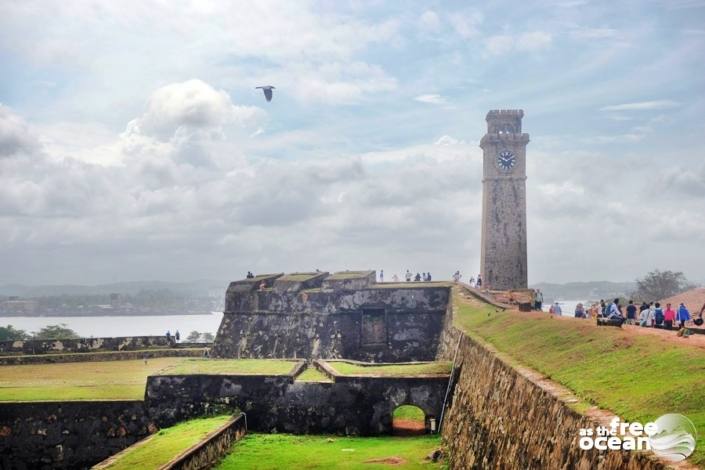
[97,415,231,470]
[327,361,451,377]
[295,366,332,382]
[215,434,443,470]
[0,358,298,401]
[455,288,705,466]
[163,359,298,375]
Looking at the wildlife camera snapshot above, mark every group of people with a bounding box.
[550,297,705,332]
[451,271,483,288]
[165,330,180,343]
[402,270,432,282]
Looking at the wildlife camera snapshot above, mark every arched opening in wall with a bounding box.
[392,405,427,436]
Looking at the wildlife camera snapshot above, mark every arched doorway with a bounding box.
[392,405,427,436]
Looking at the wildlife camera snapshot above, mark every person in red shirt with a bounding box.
[663,303,676,330]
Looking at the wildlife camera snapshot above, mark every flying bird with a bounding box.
[256,85,275,102]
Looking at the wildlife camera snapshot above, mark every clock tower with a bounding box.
[480,109,530,290]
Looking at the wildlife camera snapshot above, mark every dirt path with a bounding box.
[392,419,425,436]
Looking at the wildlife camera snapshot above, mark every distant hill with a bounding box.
[0,280,229,298]
[530,281,636,303]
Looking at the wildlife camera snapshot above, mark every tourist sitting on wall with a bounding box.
[653,303,664,328]
[414,272,421,281]
[574,303,586,319]
[663,303,676,330]
[676,303,691,329]
[607,299,621,318]
[600,298,625,326]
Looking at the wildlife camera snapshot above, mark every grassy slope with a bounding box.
[0,358,297,401]
[454,289,705,466]
[328,361,451,377]
[295,366,333,382]
[216,434,443,470]
[100,415,231,470]
[163,359,297,375]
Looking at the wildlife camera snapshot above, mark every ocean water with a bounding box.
[541,300,589,316]
[0,312,224,338]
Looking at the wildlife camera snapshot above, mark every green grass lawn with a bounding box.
[0,358,299,401]
[454,288,705,466]
[394,405,425,422]
[326,361,451,377]
[295,366,333,382]
[215,434,444,469]
[96,415,232,469]
[162,359,298,375]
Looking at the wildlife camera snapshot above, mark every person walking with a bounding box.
[476,274,482,288]
[427,272,432,281]
[534,290,543,311]
[552,301,562,316]
[676,303,691,330]
[175,330,180,343]
[379,269,384,283]
[664,303,676,330]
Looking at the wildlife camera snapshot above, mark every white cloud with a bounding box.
[126,79,264,141]
[0,105,40,157]
[484,31,552,56]
[517,31,553,51]
[600,100,681,112]
[414,94,446,105]
[570,27,618,40]
[484,35,514,55]
[418,10,441,32]
[448,11,483,39]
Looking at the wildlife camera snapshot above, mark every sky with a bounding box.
[1,0,704,285]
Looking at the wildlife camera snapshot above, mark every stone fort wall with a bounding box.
[145,373,448,435]
[0,400,154,470]
[441,333,667,470]
[213,272,451,363]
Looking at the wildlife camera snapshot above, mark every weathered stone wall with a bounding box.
[214,282,450,363]
[145,374,448,435]
[161,413,247,470]
[441,334,666,469]
[0,336,175,355]
[0,401,155,470]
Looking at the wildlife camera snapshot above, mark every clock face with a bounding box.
[496,150,516,171]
